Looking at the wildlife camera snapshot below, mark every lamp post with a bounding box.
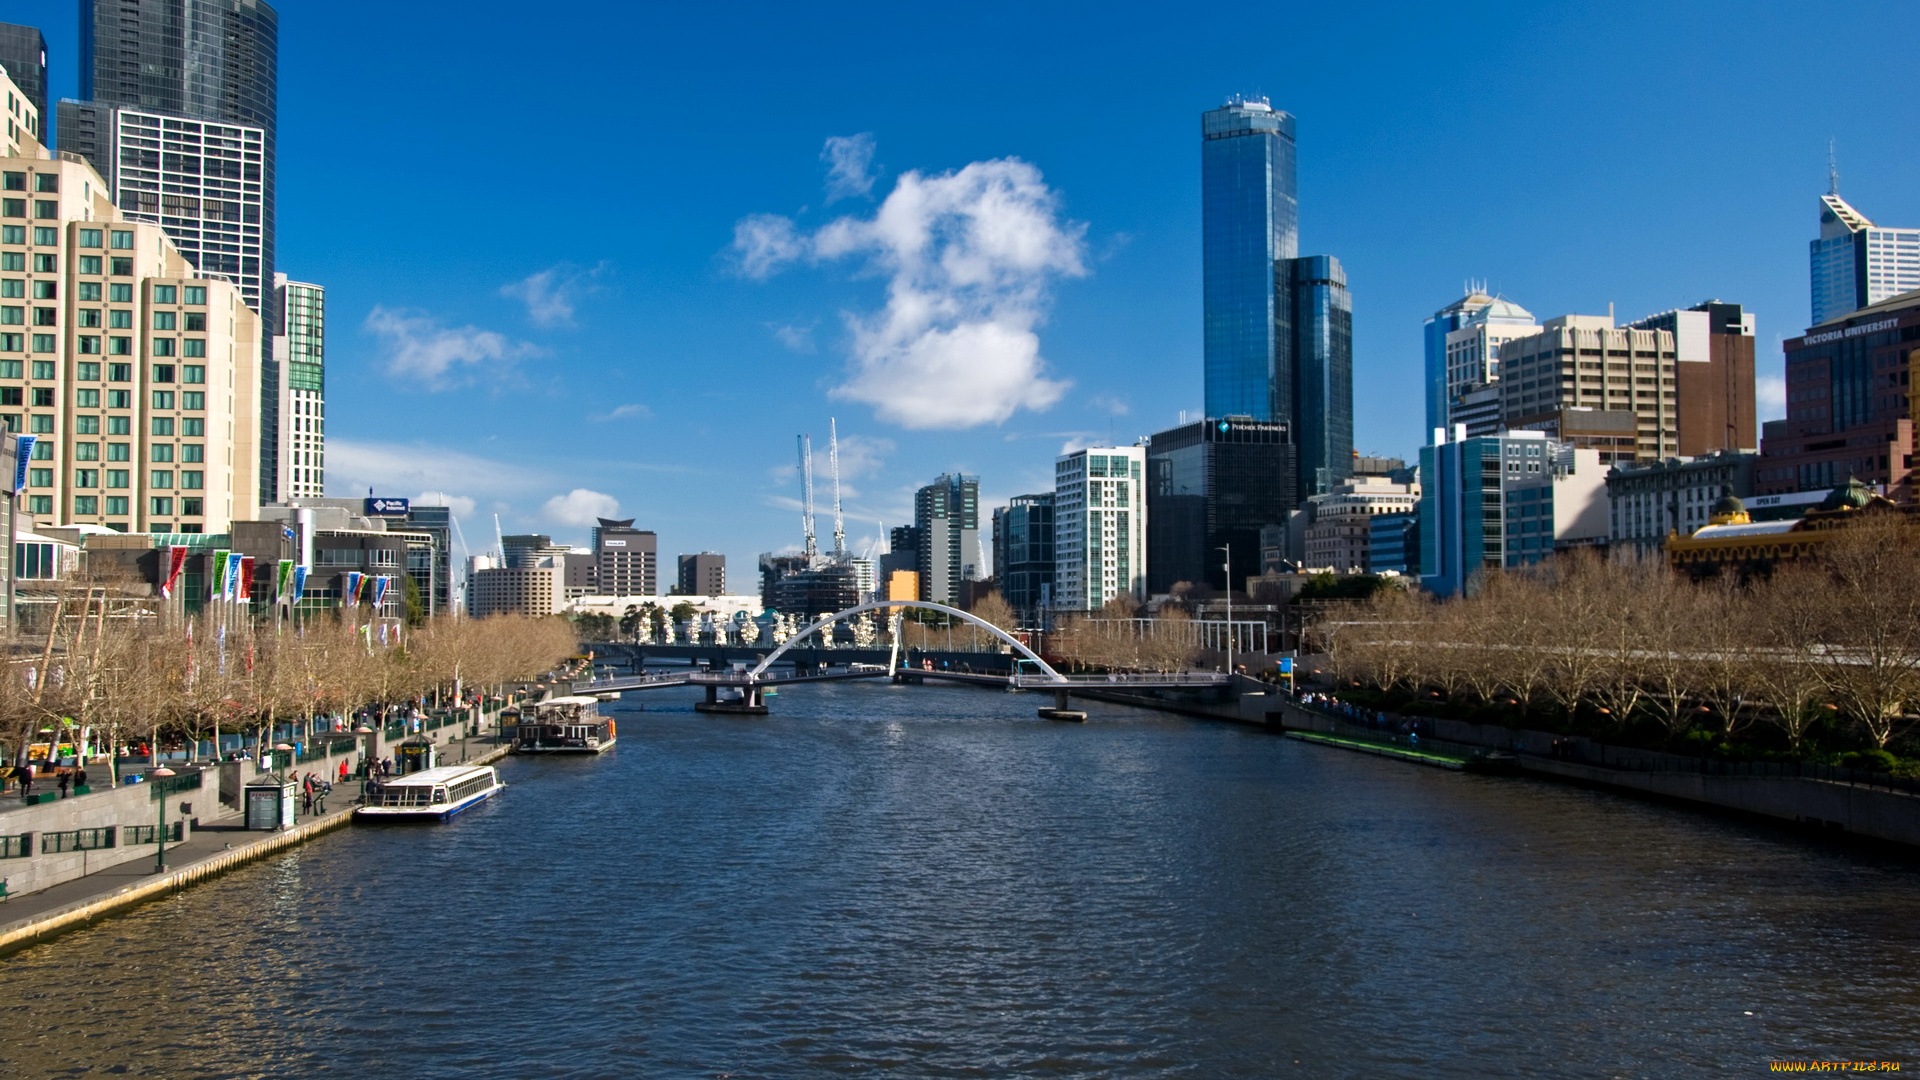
[1219,543,1233,676]
[149,766,175,873]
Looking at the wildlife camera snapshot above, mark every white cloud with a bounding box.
[542,488,621,527]
[1091,394,1130,416]
[328,439,552,502]
[1757,374,1787,421]
[1059,435,1097,455]
[770,321,817,352]
[821,133,877,202]
[415,490,478,518]
[365,306,538,389]
[591,403,652,422]
[733,214,805,279]
[499,263,609,328]
[732,153,1085,429]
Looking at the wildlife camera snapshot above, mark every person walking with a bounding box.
[19,763,33,799]
[57,770,71,798]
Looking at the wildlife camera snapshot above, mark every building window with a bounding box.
[0,232,18,251]
[32,253,54,273]
[109,231,132,250]
[78,229,101,248]
[180,443,203,463]
[105,389,130,409]
[105,469,128,488]
[151,444,173,462]
[75,442,97,460]
[78,255,101,276]
[182,391,204,410]
[152,339,175,358]
[180,470,202,490]
[1,199,21,217]
[77,336,100,355]
[77,362,99,381]
[108,337,131,355]
[33,175,55,194]
[73,469,97,488]
[149,497,172,516]
[73,495,97,515]
[150,471,172,489]
[109,258,131,276]
[29,307,51,326]
[152,364,175,384]
[104,496,127,516]
[0,173,19,191]
[152,417,174,437]
[26,467,50,487]
[151,391,174,410]
[0,306,17,325]
[32,200,55,220]
[153,286,176,305]
[183,339,205,358]
[109,284,131,303]
[106,443,129,462]
[181,497,202,517]
[75,389,98,408]
[25,495,50,515]
[31,281,53,300]
[27,415,50,433]
[182,418,203,437]
[183,286,205,305]
[107,362,131,382]
[76,309,99,327]
[107,416,128,435]
[183,364,205,383]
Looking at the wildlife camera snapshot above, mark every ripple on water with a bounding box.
[3,682,1919,1079]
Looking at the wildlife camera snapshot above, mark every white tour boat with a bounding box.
[355,764,503,821]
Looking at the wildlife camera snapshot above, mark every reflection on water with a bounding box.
[3,681,1918,1079]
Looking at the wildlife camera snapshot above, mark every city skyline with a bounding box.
[7,0,1918,579]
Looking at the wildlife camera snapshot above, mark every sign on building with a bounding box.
[365,497,411,516]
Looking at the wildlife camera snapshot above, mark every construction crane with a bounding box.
[829,417,847,558]
[798,433,818,561]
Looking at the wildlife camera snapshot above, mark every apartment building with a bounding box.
[0,74,260,534]
[1053,446,1146,611]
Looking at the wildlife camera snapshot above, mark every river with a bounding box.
[2,681,1916,1078]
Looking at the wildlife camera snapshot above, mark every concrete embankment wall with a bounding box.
[1082,684,1920,849]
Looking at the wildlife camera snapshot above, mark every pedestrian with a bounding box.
[57,770,71,798]
[316,780,329,814]
[19,763,32,798]
[338,759,348,783]
[74,765,87,790]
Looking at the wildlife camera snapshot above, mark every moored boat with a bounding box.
[511,696,618,754]
[355,764,503,821]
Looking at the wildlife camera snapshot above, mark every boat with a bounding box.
[510,696,618,754]
[355,764,503,821]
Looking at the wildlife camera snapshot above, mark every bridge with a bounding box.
[573,600,1232,719]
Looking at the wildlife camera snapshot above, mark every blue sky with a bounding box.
[14,0,1920,576]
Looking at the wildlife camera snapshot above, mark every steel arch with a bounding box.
[750,599,1063,682]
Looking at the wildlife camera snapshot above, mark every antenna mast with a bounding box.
[1829,138,1839,196]
[829,417,847,558]
[799,434,818,560]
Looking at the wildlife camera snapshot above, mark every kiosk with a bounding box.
[244,772,297,830]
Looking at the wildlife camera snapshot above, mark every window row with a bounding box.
[65,495,203,518]
[26,468,205,489]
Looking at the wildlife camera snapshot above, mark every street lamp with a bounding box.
[149,766,175,873]
[1219,543,1233,676]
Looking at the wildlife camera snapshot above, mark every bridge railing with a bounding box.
[1009,672,1232,689]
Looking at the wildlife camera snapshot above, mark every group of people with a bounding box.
[1,762,88,799]
[298,771,332,815]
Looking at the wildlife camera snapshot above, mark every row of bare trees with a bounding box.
[0,590,579,766]
[1320,514,1920,751]
[1049,598,1202,673]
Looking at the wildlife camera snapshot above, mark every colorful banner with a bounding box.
[290,565,308,606]
[10,434,34,494]
[160,545,188,599]
[238,557,256,603]
[344,571,363,607]
[224,552,243,600]
[372,575,391,609]
[275,559,294,600]
[209,550,231,599]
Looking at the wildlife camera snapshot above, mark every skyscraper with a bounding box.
[1809,184,1920,326]
[913,473,981,607]
[63,0,283,502]
[275,274,324,499]
[1423,287,1538,434]
[990,493,1054,619]
[1200,97,1352,501]
[0,24,47,134]
[1145,417,1295,592]
[1053,446,1147,611]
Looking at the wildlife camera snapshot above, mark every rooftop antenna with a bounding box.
[1828,138,1840,196]
[798,434,818,560]
[493,513,504,562]
[829,417,847,558]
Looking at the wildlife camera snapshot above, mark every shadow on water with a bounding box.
[2,680,1917,1079]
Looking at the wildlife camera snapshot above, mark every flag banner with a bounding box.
[160,545,189,599]
[238,557,256,603]
[275,559,294,600]
[378,622,389,646]
[344,571,363,607]
[209,550,231,599]
[372,575,391,609]
[290,565,308,606]
[225,552,243,600]
[11,434,35,494]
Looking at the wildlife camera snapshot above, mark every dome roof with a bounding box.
[1481,297,1534,320]
[1821,476,1874,511]
[1712,492,1746,516]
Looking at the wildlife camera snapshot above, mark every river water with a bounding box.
[2,682,1917,1078]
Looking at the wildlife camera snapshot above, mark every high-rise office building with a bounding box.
[274,274,323,498]
[913,473,981,607]
[0,70,262,535]
[1628,301,1757,456]
[1053,446,1146,611]
[1145,417,1296,592]
[0,25,47,136]
[990,493,1053,618]
[1495,314,1681,462]
[63,0,282,503]
[1424,289,1491,434]
[676,552,726,596]
[1419,430,1606,597]
[1200,96,1352,501]
[1425,288,1538,433]
[1810,185,1920,327]
[591,517,657,596]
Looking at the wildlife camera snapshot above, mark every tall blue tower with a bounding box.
[1201,97,1351,500]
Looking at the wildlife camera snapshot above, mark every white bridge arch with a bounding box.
[750,599,1064,683]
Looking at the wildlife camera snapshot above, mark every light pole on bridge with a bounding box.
[1220,543,1233,676]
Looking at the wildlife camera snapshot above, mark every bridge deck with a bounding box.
[576,668,1232,695]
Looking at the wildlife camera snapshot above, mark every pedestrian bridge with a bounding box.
[570,599,1232,718]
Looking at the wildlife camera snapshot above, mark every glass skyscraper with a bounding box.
[1809,188,1920,327]
[1200,97,1352,502]
[63,0,282,502]
[0,24,47,132]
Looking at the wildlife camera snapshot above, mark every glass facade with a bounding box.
[0,24,47,133]
[1202,99,1295,422]
[1145,418,1297,592]
[990,493,1053,618]
[913,473,981,607]
[1293,256,1352,497]
[1810,193,1920,327]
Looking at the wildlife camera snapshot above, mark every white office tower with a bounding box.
[1053,445,1147,611]
[273,274,324,499]
[1810,185,1920,326]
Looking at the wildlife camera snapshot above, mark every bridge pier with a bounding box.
[1038,687,1087,722]
[694,682,769,716]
